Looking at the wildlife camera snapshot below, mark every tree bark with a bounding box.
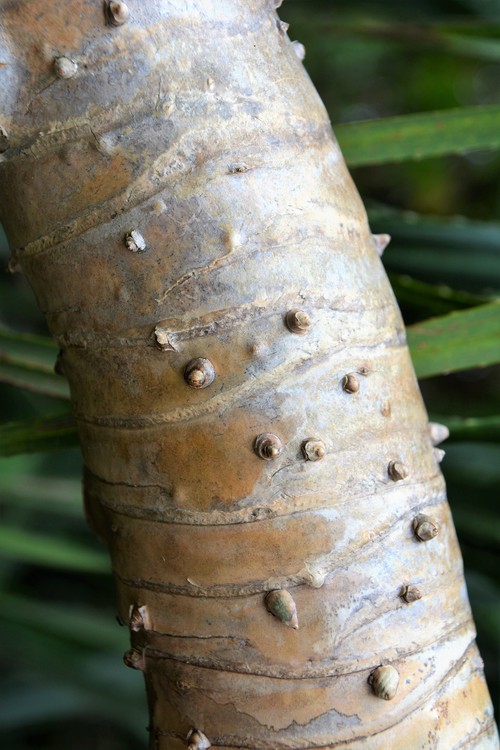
[0,1,498,747]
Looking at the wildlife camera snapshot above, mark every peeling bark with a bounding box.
[0,1,498,747]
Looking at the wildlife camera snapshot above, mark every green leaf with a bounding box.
[407,301,500,378]
[368,207,500,294]
[0,325,58,361]
[0,592,121,650]
[441,32,500,62]
[0,467,83,517]
[388,272,489,317]
[0,413,78,457]
[336,105,500,166]
[321,20,500,62]
[0,325,70,400]
[0,526,109,574]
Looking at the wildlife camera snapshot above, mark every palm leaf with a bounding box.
[337,105,500,165]
[408,301,500,378]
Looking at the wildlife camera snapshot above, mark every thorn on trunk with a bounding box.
[368,665,399,700]
[105,0,130,26]
[8,257,22,274]
[154,327,177,352]
[129,603,150,631]
[372,233,391,257]
[342,372,359,393]
[302,438,326,461]
[291,41,306,60]
[429,422,449,446]
[53,56,77,79]
[123,648,145,671]
[433,448,446,463]
[228,162,249,174]
[265,589,299,629]
[124,229,147,253]
[285,309,311,334]
[184,358,216,389]
[254,433,283,460]
[400,584,422,603]
[186,729,211,750]
[413,513,439,542]
[388,459,408,481]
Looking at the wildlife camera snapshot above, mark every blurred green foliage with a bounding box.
[1,0,500,746]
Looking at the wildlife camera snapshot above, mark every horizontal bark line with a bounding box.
[87,462,443,526]
[178,718,498,750]
[212,719,496,750]
[132,562,468,656]
[169,707,497,750]
[141,616,474,679]
[43,241,394,342]
[151,639,482,749]
[74,338,405,428]
[11,119,334,258]
[112,491,448,598]
[1,0,284,154]
[50,296,396,350]
[450,719,500,750]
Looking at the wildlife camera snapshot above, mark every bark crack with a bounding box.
[112,488,449,599]
[142,618,474,680]
[86,463,444,527]
[153,639,482,748]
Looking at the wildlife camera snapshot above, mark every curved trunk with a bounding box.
[0,1,497,747]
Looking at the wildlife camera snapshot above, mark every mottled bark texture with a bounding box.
[0,1,498,748]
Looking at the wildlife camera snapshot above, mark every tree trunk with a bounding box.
[0,1,498,747]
